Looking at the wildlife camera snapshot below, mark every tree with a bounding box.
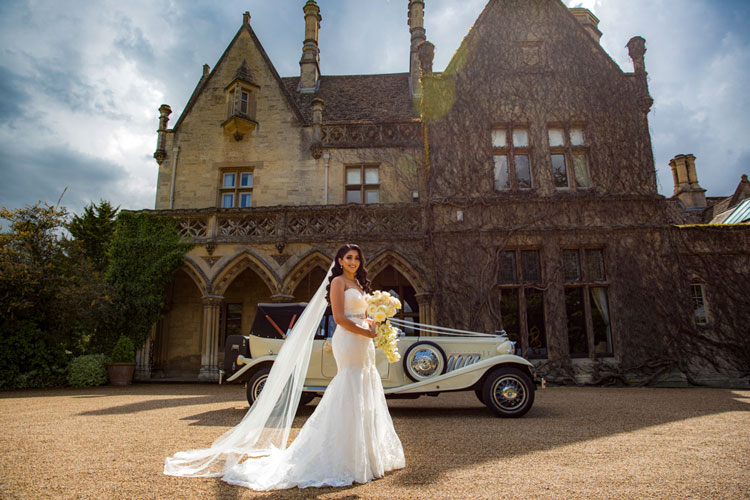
[67,201,119,272]
[106,211,193,350]
[0,202,72,388]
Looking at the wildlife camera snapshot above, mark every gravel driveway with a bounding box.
[1,384,748,499]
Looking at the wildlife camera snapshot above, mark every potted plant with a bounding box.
[106,335,136,386]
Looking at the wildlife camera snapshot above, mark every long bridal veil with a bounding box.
[164,263,334,477]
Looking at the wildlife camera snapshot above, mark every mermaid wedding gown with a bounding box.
[191,288,404,490]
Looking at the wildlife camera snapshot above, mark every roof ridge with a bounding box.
[172,20,305,131]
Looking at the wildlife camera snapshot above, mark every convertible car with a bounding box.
[220,302,539,417]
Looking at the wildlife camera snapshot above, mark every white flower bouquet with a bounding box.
[366,290,402,363]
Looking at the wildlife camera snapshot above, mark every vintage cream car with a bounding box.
[220,303,538,417]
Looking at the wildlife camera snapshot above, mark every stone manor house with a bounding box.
[141,0,750,385]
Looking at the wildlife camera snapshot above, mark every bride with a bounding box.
[164,244,405,490]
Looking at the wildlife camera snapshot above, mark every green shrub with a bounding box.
[67,354,108,387]
[110,335,135,363]
[0,320,69,389]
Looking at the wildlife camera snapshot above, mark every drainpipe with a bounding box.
[323,150,330,205]
[169,146,180,209]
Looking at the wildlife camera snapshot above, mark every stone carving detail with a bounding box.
[202,256,220,267]
[351,209,421,234]
[166,205,423,245]
[517,41,545,68]
[177,218,208,238]
[218,215,278,239]
[310,142,322,159]
[321,122,421,148]
[271,254,291,265]
[287,213,347,236]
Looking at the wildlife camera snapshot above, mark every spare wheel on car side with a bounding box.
[402,341,447,382]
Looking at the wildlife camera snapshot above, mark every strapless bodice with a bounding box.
[344,288,367,318]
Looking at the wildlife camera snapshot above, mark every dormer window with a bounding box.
[240,91,249,114]
[222,60,260,141]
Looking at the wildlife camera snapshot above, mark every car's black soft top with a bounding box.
[250,303,307,339]
[250,302,334,339]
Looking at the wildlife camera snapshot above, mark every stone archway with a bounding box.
[367,250,427,294]
[367,250,433,332]
[282,249,332,299]
[153,268,204,379]
[212,248,280,298]
[182,255,210,295]
[191,249,279,381]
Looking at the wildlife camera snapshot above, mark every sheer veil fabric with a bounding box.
[164,262,405,489]
[164,264,334,478]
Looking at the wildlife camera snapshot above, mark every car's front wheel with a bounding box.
[481,366,534,418]
[245,366,316,407]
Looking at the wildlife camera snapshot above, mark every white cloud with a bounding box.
[568,0,750,196]
[0,0,748,218]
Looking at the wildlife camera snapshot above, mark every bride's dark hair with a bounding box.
[326,244,371,304]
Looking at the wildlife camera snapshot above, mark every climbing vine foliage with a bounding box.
[106,211,194,350]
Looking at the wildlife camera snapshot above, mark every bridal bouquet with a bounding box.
[366,290,402,363]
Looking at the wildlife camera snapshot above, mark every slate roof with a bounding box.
[281,73,420,123]
[722,198,750,224]
[703,175,750,223]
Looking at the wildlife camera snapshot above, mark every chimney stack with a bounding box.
[569,8,601,44]
[153,104,171,165]
[408,0,426,98]
[627,36,654,113]
[670,154,706,209]
[299,0,321,93]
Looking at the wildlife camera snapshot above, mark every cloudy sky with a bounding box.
[1,0,748,218]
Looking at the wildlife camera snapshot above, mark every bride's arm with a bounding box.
[330,277,376,338]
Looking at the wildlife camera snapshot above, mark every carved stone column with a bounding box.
[415,292,433,335]
[134,325,155,381]
[198,295,223,381]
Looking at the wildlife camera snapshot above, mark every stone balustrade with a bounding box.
[147,203,424,244]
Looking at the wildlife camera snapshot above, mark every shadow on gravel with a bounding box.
[154,387,750,494]
[389,388,750,487]
[78,396,233,416]
[0,383,238,400]
[210,479,362,500]
[41,384,749,494]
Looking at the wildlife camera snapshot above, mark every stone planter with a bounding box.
[106,362,137,386]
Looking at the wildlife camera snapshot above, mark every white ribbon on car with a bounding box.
[388,317,506,338]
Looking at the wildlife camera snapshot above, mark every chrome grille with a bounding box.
[446,353,481,372]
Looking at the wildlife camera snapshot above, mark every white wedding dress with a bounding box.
[206,288,404,490]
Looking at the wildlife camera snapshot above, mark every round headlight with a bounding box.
[496,341,514,355]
